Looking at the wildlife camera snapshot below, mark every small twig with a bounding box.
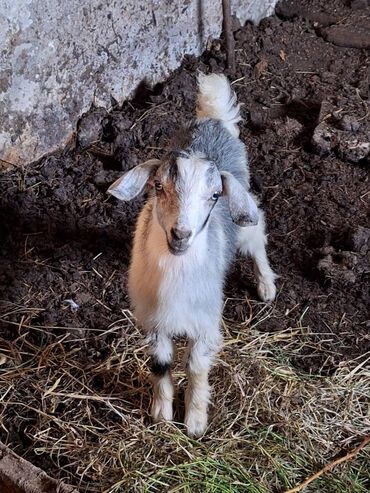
[222,0,235,72]
[283,436,370,493]
[0,157,17,167]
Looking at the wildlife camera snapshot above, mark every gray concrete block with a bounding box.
[0,0,277,165]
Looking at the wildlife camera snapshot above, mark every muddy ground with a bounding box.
[0,0,369,487]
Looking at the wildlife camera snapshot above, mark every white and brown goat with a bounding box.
[108,73,276,436]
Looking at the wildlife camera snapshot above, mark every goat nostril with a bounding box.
[171,228,191,241]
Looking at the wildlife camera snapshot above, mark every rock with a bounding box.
[339,114,361,132]
[317,232,370,284]
[276,1,339,26]
[312,121,336,155]
[76,292,94,304]
[112,113,133,132]
[249,106,270,129]
[312,98,370,164]
[319,25,370,49]
[352,226,370,254]
[54,186,68,204]
[350,0,370,10]
[317,247,358,284]
[77,107,109,149]
[338,138,370,163]
[275,117,303,140]
[93,170,114,188]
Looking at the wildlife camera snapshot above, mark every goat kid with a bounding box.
[108,73,277,437]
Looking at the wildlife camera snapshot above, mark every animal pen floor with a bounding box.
[0,0,369,491]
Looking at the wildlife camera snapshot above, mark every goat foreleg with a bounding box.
[148,332,175,422]
[184,334,221,437]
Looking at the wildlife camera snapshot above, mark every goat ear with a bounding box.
[107,159,161,201]
[221,171,259,226]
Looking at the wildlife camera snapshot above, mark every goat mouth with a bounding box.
[167,241,189,256]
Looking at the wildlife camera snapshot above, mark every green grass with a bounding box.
[143,457,269,493]
[137,430,370,493]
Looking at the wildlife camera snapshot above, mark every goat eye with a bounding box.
[211,192,221,201]
[154,181,163,191]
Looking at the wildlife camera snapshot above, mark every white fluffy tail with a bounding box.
[196,73,241,137]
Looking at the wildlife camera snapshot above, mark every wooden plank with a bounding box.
[0,442,78,493]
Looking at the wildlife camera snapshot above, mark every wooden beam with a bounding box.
[222,0,236,72]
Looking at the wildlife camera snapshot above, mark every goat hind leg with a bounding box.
[237,210,277,302]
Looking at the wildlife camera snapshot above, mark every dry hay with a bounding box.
[0,298,369,493]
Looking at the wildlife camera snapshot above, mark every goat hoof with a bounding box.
[257,278,276,302]
[151,398,173,423]
[185,409,208,437]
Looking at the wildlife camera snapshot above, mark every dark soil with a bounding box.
[0,0,369,483]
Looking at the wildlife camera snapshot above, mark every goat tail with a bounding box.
[196,72,241,137]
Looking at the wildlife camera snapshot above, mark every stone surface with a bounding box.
[0,0,277,166]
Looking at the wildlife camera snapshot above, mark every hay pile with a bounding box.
[0,299,368,492]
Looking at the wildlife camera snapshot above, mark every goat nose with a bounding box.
[171,227,191,241]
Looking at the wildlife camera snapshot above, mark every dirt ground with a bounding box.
[0,0,369,491]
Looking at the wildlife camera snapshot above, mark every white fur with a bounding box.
[170,155,222,246]
[129,208,225,338]
[197,73,241,137]
[184,338,219,437]
[151,372,174,422]
[185,370,210,437]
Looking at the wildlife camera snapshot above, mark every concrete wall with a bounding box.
[0,0,277,166]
